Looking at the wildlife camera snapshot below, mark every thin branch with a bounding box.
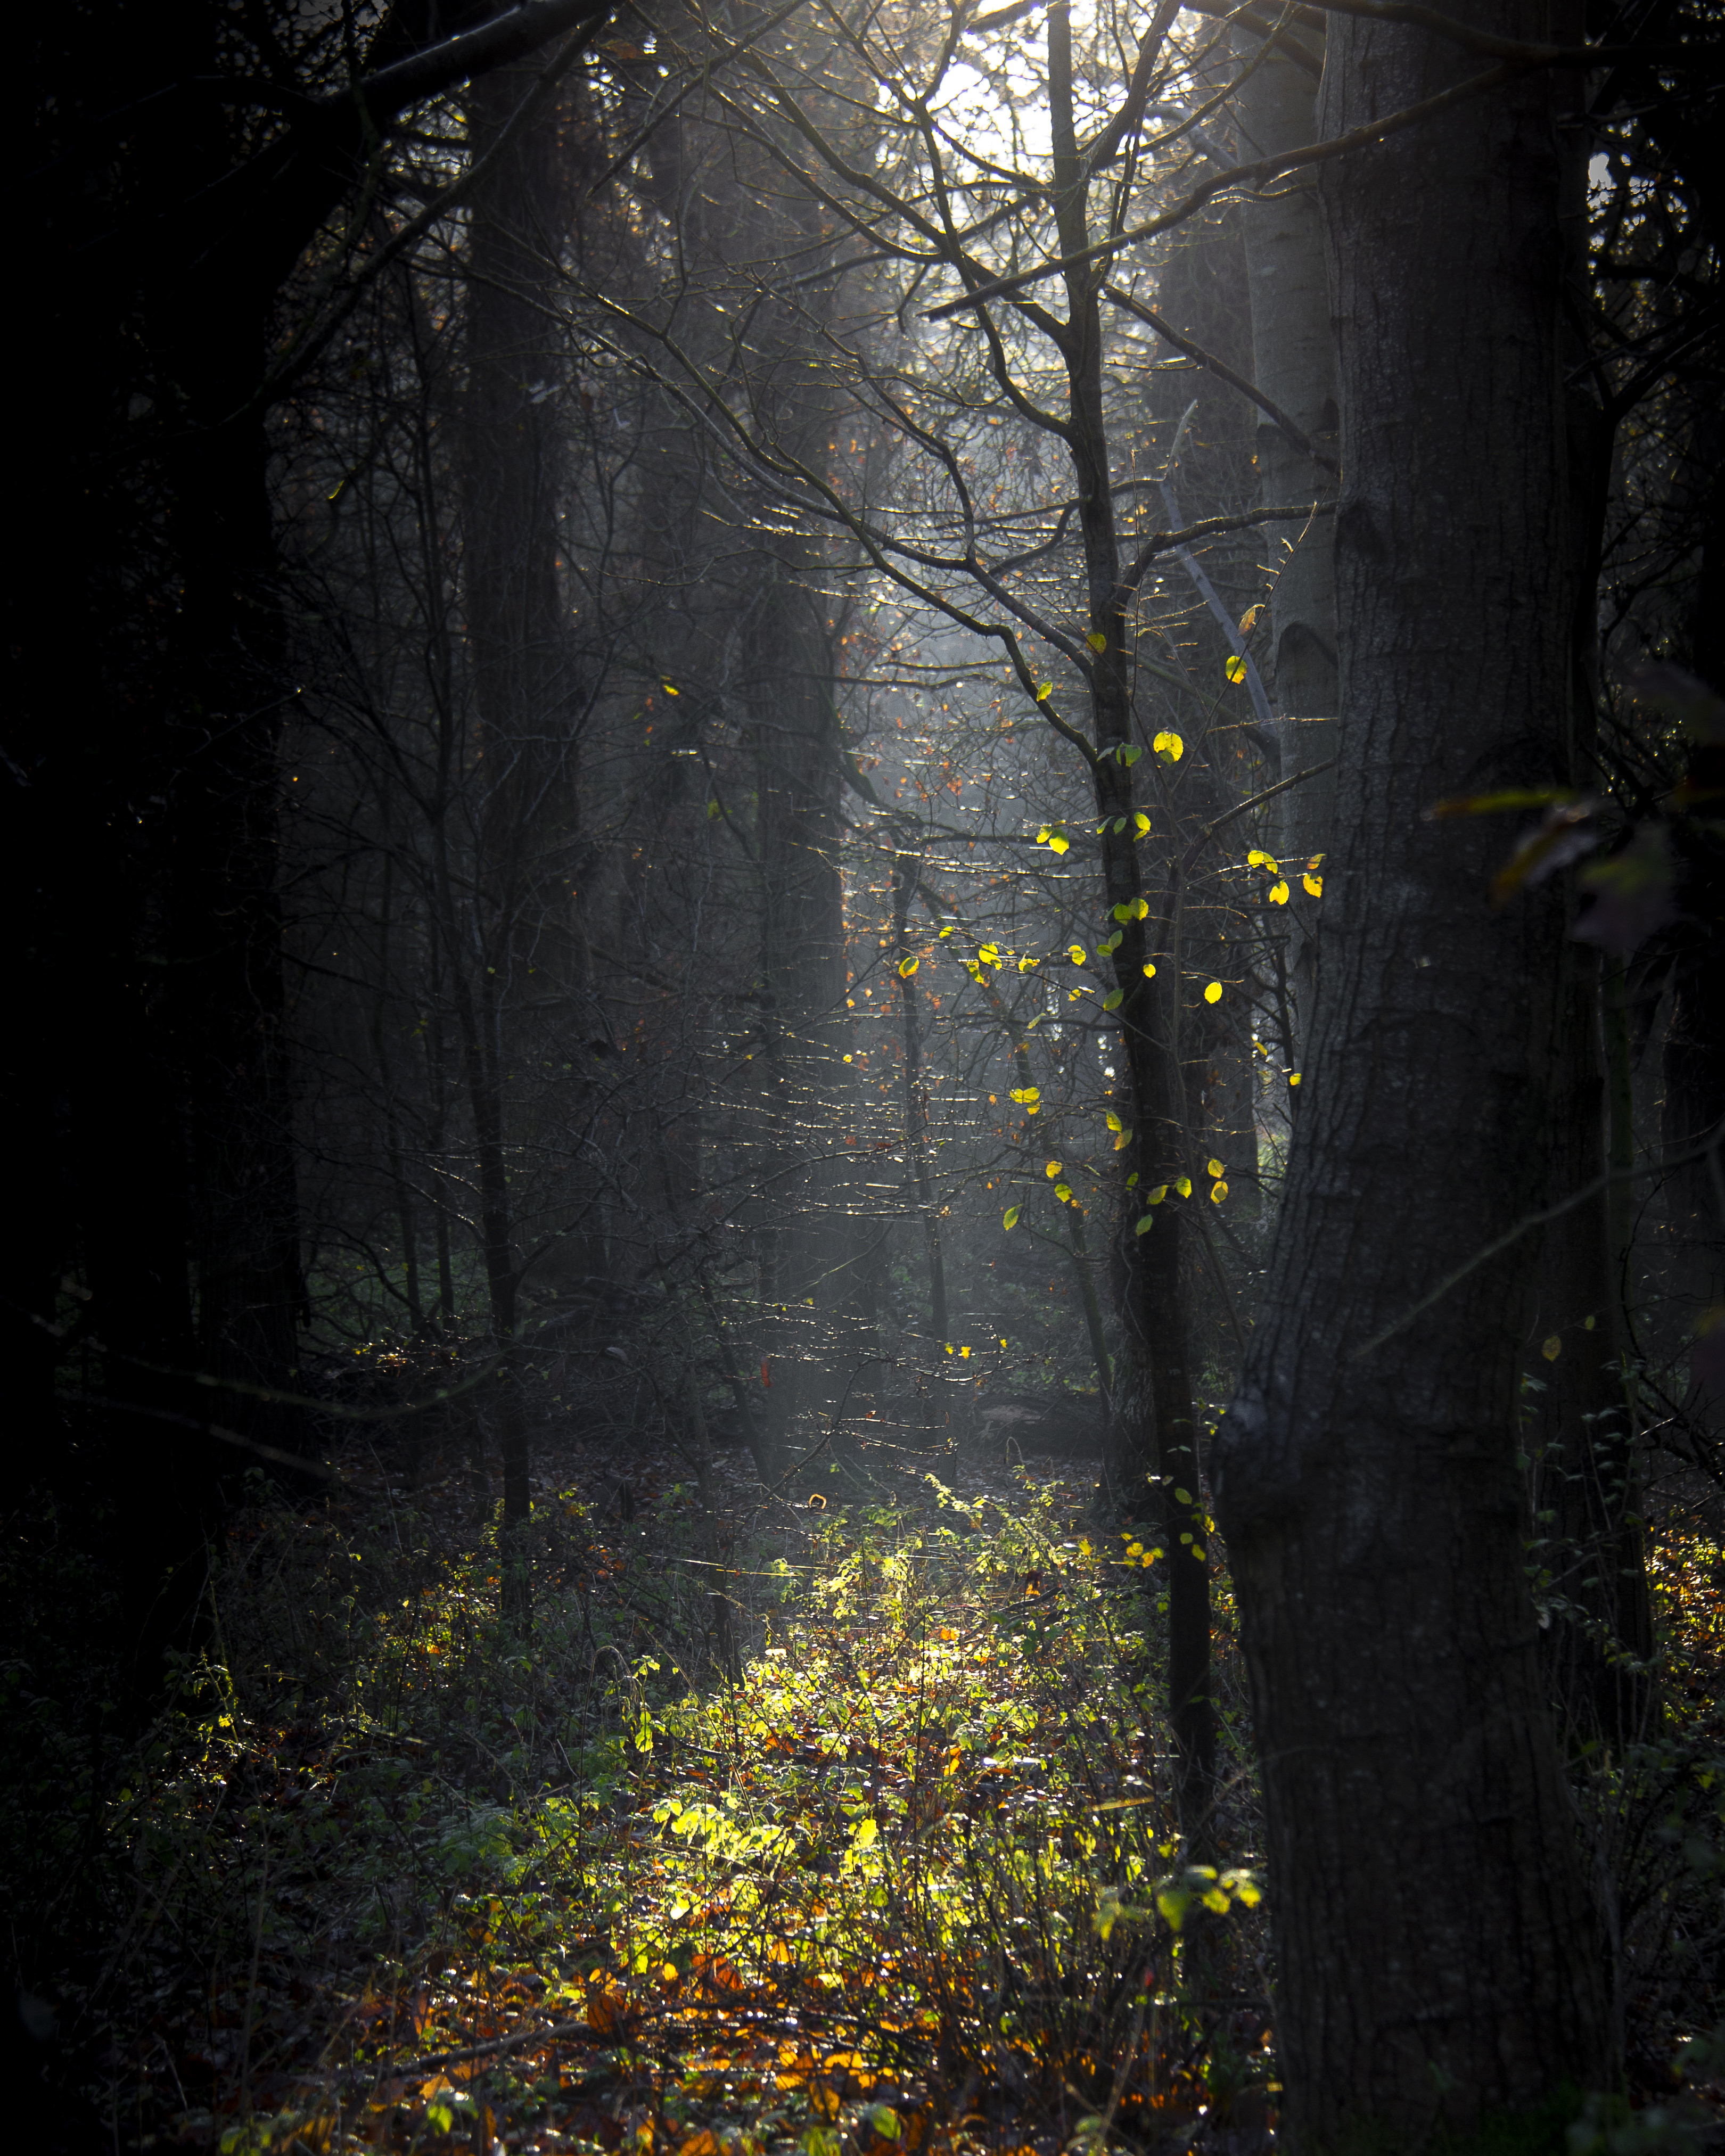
[927,63,1522,318]
[1104,284,1340,473]
[1351,1126,1723,1362]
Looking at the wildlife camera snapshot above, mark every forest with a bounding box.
[7,0,1721,2151]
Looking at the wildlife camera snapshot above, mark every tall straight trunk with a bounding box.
[1049,0,1214,1835]
[459,63,577,1616]
[892,852,949,1347]
[1213,13,1609,2144]
[1236,26,1338,1069]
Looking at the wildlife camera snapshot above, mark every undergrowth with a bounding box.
[6,1444,1720,2155]
[28,1453,1274,2155]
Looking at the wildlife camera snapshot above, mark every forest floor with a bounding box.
[12,1414,1724,2156]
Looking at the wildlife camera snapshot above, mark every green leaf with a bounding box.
[1102,989,1124,1011]
[1135,1214,1155,1235]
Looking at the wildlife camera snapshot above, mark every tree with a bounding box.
[1213,8,1617,2141]
[12,0,616,1682]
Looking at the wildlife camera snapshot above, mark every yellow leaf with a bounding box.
[1146,1184,1168,1204]
[1175,1175,1192,1198]
[938,924,956,937]
[662,680,680,695]
[1047,833,1070,855]
[959,1344,971,1359]
[1010,1086,1040,1105]
[1289,1072,1302,1087]
[1036,682,1053,701]
[1054,1182,1073,1202]
[1003,1205,1021,1230]
[1017,955,1039,970]
[1240,604,1263,633]
[1269,879,1290,904]
[898,956,918,977]
[1303,872,1323,897]
[1113,1125,1133,1151]
[1142,961,1156,978]
[1045,1160,1063,1178]
[1224,655,1247,684]
[1106,1111,1123,1132]
[1153,730,1184,762]
[1541,1335,1562,1362]
[1204,981,1223,1004]
[1069,944,1087,965]
[1206,1159,1224,1178]
[1210,1180,1228,1203]
[1134,811,1152,838]
[1247,849,1278,870]
[1086,630,1108,653]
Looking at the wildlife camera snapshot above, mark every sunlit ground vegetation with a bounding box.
[5,1403,1720,2156]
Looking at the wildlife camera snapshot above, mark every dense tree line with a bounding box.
[10,0,1719,2146]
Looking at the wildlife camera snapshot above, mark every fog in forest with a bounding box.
[10,2,1721,2151]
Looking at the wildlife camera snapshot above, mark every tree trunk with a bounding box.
[1213,13,1610,2144]
[459,62,580,1620]
[1236,25,1339,1072]
[1048,0,1215,1837]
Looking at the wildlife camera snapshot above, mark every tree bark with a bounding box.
[1236,26,1340,1073]
[458,61,581,1619]
[1213,11,1610,2144]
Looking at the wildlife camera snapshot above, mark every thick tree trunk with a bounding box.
[1213,13,1609,2145]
